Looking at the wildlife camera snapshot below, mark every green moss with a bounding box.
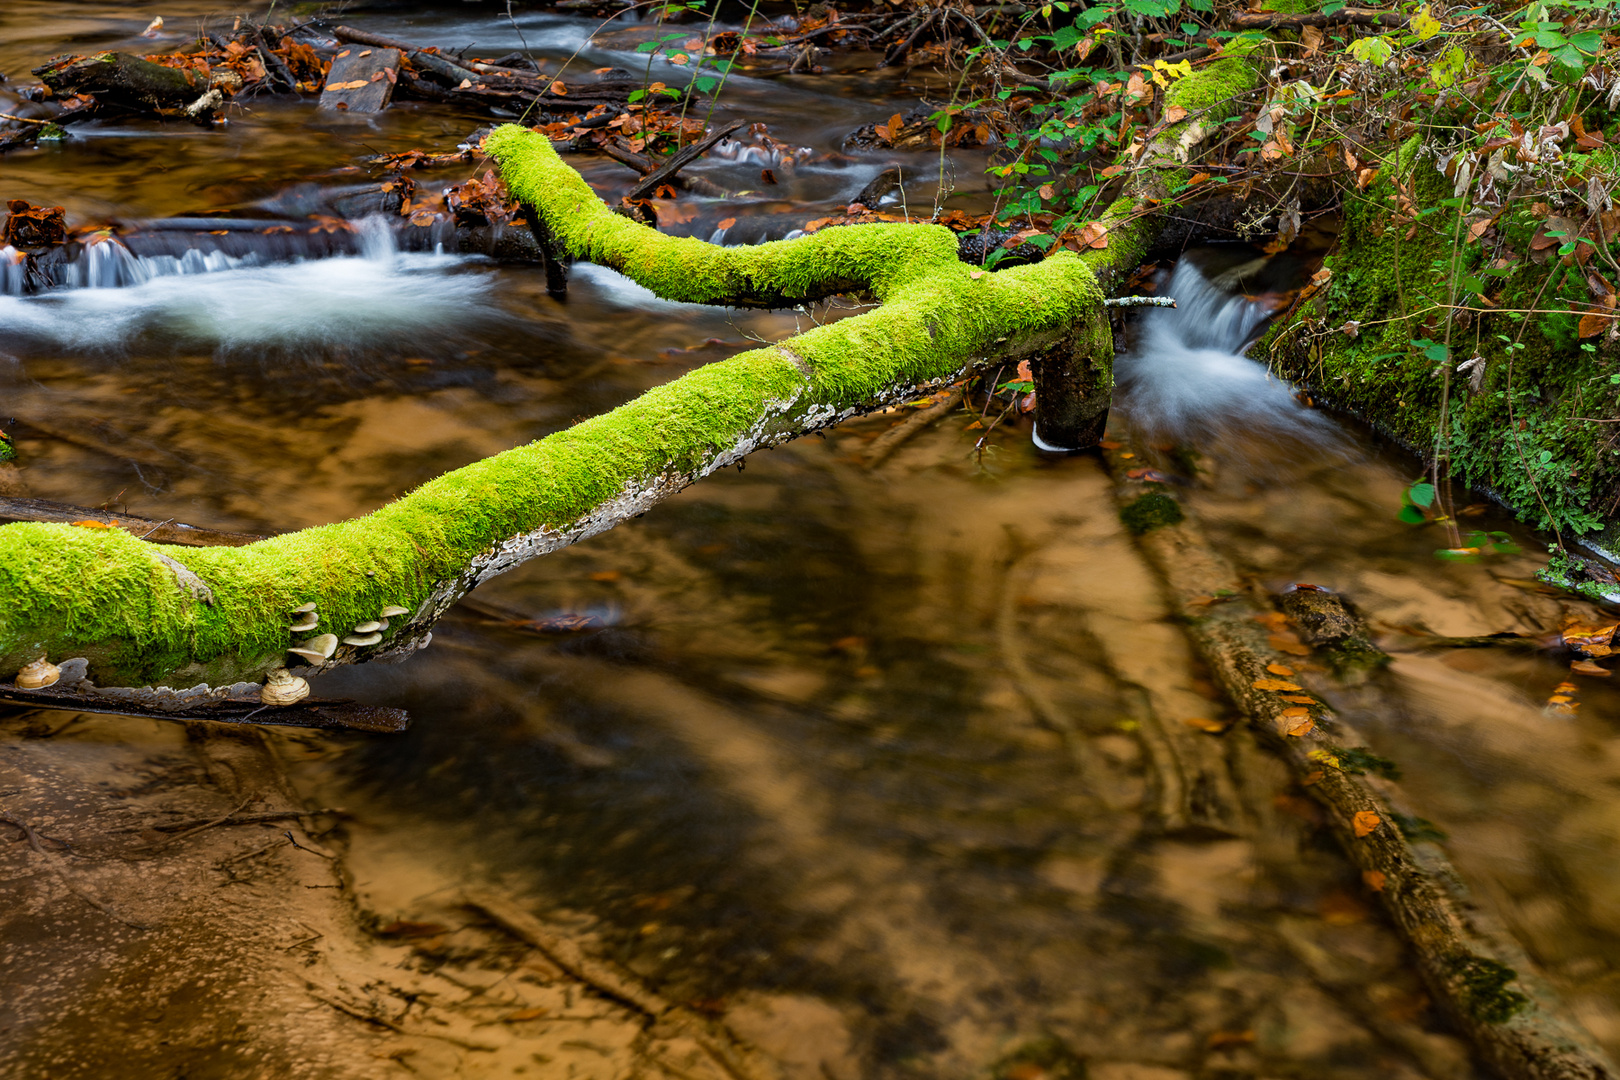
[1121,491,1185,534]
[1165,58,1256,114]
[1261,133,1620,540]
[1445,953,1529,1026]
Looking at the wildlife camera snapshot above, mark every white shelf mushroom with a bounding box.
[351,620,382,634]
[261,667,310,706]
[288,633,339,665]
[379,605,410,618]
[15,658,60,689]
[342,632,383,647]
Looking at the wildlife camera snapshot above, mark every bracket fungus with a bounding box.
[14,657,60,689]
[260,667,309,706]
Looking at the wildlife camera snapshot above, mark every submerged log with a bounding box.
[1102,442,1620,1080]
[33,52,209,111]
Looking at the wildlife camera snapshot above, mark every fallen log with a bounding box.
[1100,439,1620,1080]
[0,57,1257,710]
[332,25,482,87]
[33,52,209,111]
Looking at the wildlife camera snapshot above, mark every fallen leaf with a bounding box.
[1362,869,1387,891]
[969,270,985,279]
[1163,104,1188,123]
[71,519,115,529]
[1562,619,1618,650]
[1186,171,1211,186]
[1579,312,1614,338]
[550,80,568,95]
[716,217,737,230]
[1571,659,1611,677]
[326,79,370,91]
[505,1007,550,1021]
[1266,662,1295,676]
[1280,694,1316,705]
[1183,716,1228,733]
[1301,24,1324,55]
[1269,635,1313,656]
[1302,769,1324,785]
[1352,810,1381,838]
[1038,183,1056,200]
[1252,678,1304,692]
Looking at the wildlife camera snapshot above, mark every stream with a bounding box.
[4,4,1620,1080]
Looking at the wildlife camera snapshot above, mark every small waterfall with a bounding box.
[0,217,493,359]
[1114,257,1343,457]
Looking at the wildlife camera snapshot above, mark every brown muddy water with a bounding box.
[3,5,1620,1080]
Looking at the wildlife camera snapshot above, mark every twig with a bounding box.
[1105,295,1177,307]
[861,388,963,468]
[1,809,150,928]
[625,120,744,203]
[127,795,252,850]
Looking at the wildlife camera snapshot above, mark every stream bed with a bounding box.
[3,4,1620,1080]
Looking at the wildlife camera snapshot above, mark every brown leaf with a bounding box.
[1280,694,1316,705]
[1266,662,1295,676]
[1269,634,1313,656]
[1283,715,1315,737]
[1163,104,1188,123]
[550,80,568,96]
[1362,869,1387,891]
[1579,311,1614,338]
[1186,171,1211,186]
[884,112,904,143]
[1183,716,1229,733]
[1571,658,1611,677]
[1252,678,1304,692]
[1038,183,1056,200]
[1352,810,1381,838]
[1301,24,1324,55]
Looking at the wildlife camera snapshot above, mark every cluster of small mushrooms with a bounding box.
[262,600,413,705]
[6,601,417,709]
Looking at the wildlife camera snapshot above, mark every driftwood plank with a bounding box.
[319,46,401,114]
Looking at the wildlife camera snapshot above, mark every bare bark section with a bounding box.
[1101,443,1619,1080]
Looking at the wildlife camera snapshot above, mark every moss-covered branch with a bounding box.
[0,59,1256,706]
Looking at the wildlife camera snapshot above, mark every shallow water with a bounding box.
[4,4,1620,1079]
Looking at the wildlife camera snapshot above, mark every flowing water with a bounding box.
[4,5,1620,1080]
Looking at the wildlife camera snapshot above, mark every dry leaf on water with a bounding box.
[1352,810,1381,838]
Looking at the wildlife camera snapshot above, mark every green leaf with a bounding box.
[1408,482,1437,508]
[1398,505,1428,524]
[1348,35,1393,65]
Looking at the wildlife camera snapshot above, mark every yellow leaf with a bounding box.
[1266,662,1295,676]
[1352,811,1381,838]
[1412,6,1442,41]
[1252,678,1303,692]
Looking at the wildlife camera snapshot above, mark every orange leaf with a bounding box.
[1284,715,1315,737]
[1266,662,1295,676]
[884,112,904,142]
[506,1007,550,1021]
[550,80,568,95]
[71,519,115,529]
[1352,810,1381,838]
[1571,658,1611,677]
[1183,716,1228,733]
[716,217,736,230]
[1280,694,1316,705]
[1186,172,1211,186]
[1269,635,1313,656]
[1163,104,1188,123]
[1252,678,1304,692]
[1302,769,1325,786]
[1362,870,1386,891]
